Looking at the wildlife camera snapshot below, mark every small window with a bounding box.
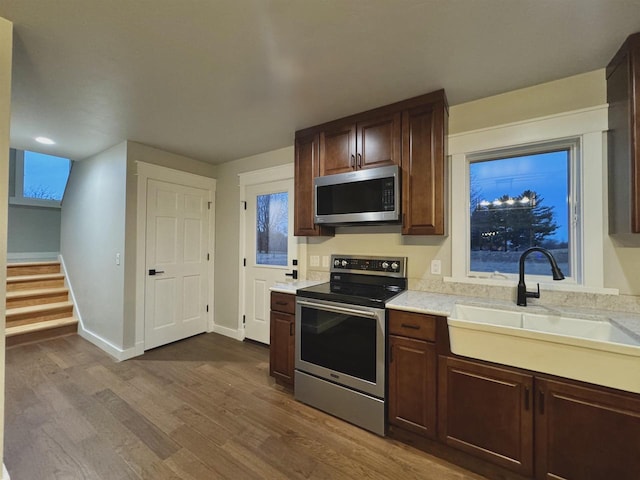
[255,191,288,266]
[10,149,71,207]
[467,140,578,281]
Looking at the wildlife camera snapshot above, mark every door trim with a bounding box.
[238,164,296,341]
[135,161,216,355]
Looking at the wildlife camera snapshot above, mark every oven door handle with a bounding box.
[296,299,379,319]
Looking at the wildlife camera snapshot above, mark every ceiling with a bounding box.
[1,1,640,165]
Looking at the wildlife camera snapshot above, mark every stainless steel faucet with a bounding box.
[517,247,565,306]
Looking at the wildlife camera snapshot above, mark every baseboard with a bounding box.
[78,326,142,362]
[58,254,84,329]
[212,324,244,341]
[3,463,10,480]
[7,251,59,262]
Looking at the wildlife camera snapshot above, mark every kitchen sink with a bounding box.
[447,303,640,394]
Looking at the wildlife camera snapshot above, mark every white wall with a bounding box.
[7,205,60,255]
[0,16,13,474]
[61,142,128,349]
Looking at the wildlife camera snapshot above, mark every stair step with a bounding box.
[6,301,74,327]
[6,273,65,291]
[7,261,61,277]
[6,316,78,348]
[6,287,70,308]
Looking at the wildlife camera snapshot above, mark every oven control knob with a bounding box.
[341,260,348,267]
[381,261,389,269]
[391,262,399,270]
[334,259,340,267]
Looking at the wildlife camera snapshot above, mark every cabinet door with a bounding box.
[401,100,447,235]
[438,356,534,476]
[269,311,295,386]
[388,335,437,438]
[356,112,401,170]
[607,32,640,234]
[535,378,640,480]
[294,133,334,237]
[319,122,356,176]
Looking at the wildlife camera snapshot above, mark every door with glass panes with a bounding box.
[244,179,295,344]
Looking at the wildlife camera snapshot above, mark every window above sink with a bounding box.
[448,106,612,293]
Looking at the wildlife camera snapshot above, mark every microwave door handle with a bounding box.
[296,299,378,319]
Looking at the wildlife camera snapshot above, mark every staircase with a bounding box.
[6,261,78,347]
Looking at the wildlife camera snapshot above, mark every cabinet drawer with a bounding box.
[270,292,295,315]
[388,310,436,341]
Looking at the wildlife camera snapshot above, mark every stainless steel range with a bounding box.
[295,254,407,436]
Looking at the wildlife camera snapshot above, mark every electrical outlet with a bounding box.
[430,259,441,275]
[310,255,320,267]
[322,256,330,268]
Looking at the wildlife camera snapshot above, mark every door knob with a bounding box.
[285,269,298,280]
[149,269,165,276]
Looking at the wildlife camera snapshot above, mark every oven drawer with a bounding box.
[388,310,436,341]
[271,292,295,315]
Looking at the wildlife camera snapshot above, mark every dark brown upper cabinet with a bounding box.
[402,97,447,235]
[293,132,334,237]
[319,112,401,176]
[607,31,640,238]
[294,90,448,236]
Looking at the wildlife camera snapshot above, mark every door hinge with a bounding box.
[243,201,247,210]
[207,253,210,261]
[243,258,246,267]
[208,201,212,210]
[206,305,209,312]
[242,315,246,325]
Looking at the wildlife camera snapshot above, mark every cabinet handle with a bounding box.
[350,154,356,168]
[357,153,362,168]
[275,301,288,306]
[524,387,530,411]
[401,323,420,330]
[289,322,294,336]
[539,389,545,414]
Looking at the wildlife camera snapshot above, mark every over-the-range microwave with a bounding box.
[314,165,400,225]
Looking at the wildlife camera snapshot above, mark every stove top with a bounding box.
[296,255,407,308]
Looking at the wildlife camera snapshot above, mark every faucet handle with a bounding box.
[527,283,541,299]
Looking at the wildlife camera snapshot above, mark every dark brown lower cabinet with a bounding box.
[388,335,437,437]
[535,378,640,480]
[269,292,296,386]
[438,356,534,477]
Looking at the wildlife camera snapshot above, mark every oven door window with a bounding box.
[300,305,376,383]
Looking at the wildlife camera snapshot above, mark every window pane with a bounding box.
[469,150,570,276]
[256,192,288,266]
[23,151,71,201]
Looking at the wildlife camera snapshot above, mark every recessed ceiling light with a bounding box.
[35,136,55,145]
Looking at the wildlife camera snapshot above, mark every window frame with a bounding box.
[10,149,71,208]
[466,138,581,284]
[447,106,610,292]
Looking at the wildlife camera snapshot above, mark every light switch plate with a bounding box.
[310,255,320,267]
[322,256,330,268]
[431,259,441,275]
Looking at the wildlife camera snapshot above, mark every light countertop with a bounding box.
[387,290,640,339]
[268,283,640,339]
[270,280,324,295]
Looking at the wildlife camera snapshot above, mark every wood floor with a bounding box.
[4,333,489,480]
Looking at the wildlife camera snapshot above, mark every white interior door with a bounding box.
[145,178,209,350]
[244,179,295,344]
